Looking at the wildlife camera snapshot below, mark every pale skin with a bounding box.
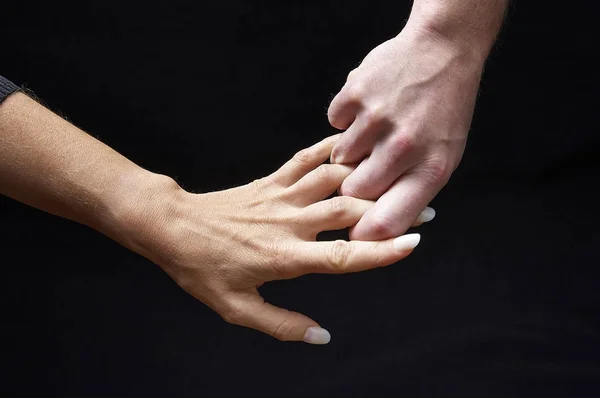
[0,93,430,344]
[329,0,508,240]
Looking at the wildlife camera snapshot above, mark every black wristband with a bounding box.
[0,75,20,104]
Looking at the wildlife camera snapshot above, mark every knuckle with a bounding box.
[325,133,342,146]
[389,133,416,154]
[251,175,272,189]
[313,164,332,182]
[271,318,294,341]
[327,196,350,218]
[293,148,312,166]
[362,104,386,126]
[368,213,398,238]
[220,299,247,326]
[327,240,351,271]
[421,157,452,185]
[346,81,366,103]
[346,68,359,82]
[267,242,293,279]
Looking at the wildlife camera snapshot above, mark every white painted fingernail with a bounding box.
[416,207,436,223]
[303,327,331,345]
[393,233,421,252]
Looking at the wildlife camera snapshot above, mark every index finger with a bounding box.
[270,134,341,187]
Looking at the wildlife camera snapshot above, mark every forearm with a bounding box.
[0,92,177,248]
[406,0,509,61]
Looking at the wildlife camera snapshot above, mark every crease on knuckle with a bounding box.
[293,148,312,167]
[369,213,397,238]
[390,133,416,155]
[328,196,349,218]
[271,317,294,341]
[251,175,272,189]
[314,164,331,182]
[328,240,351,271]
[267,241,292,279]
[421,156,452,185]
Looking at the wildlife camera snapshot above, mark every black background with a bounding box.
[2,1,600,397]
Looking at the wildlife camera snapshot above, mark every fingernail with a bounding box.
[330,150,344,165]
[303,327,331,345]
[393,233,421,252]
[416,207,436,223]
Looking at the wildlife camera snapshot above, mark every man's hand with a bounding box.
[126,135,428,344]
[328,1,507,241]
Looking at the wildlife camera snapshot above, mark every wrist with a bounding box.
[100,167,185,260]
[404,2,506,66]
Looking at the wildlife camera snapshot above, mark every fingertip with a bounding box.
[392,233,421,252]
[416,207,436,223]
[331,139,365,166]
[327,111,347,131]
[328,104,353,131]
[329,136,349,164]
[328,95,356,131]
[303,327,331,345]
[330,150,341,165]
[329,118,350,131]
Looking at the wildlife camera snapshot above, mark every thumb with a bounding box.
[328,84,360,131]
[223,291,331,345]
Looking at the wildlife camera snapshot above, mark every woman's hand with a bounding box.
[0,93,428,344]
[124,135,427,344]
